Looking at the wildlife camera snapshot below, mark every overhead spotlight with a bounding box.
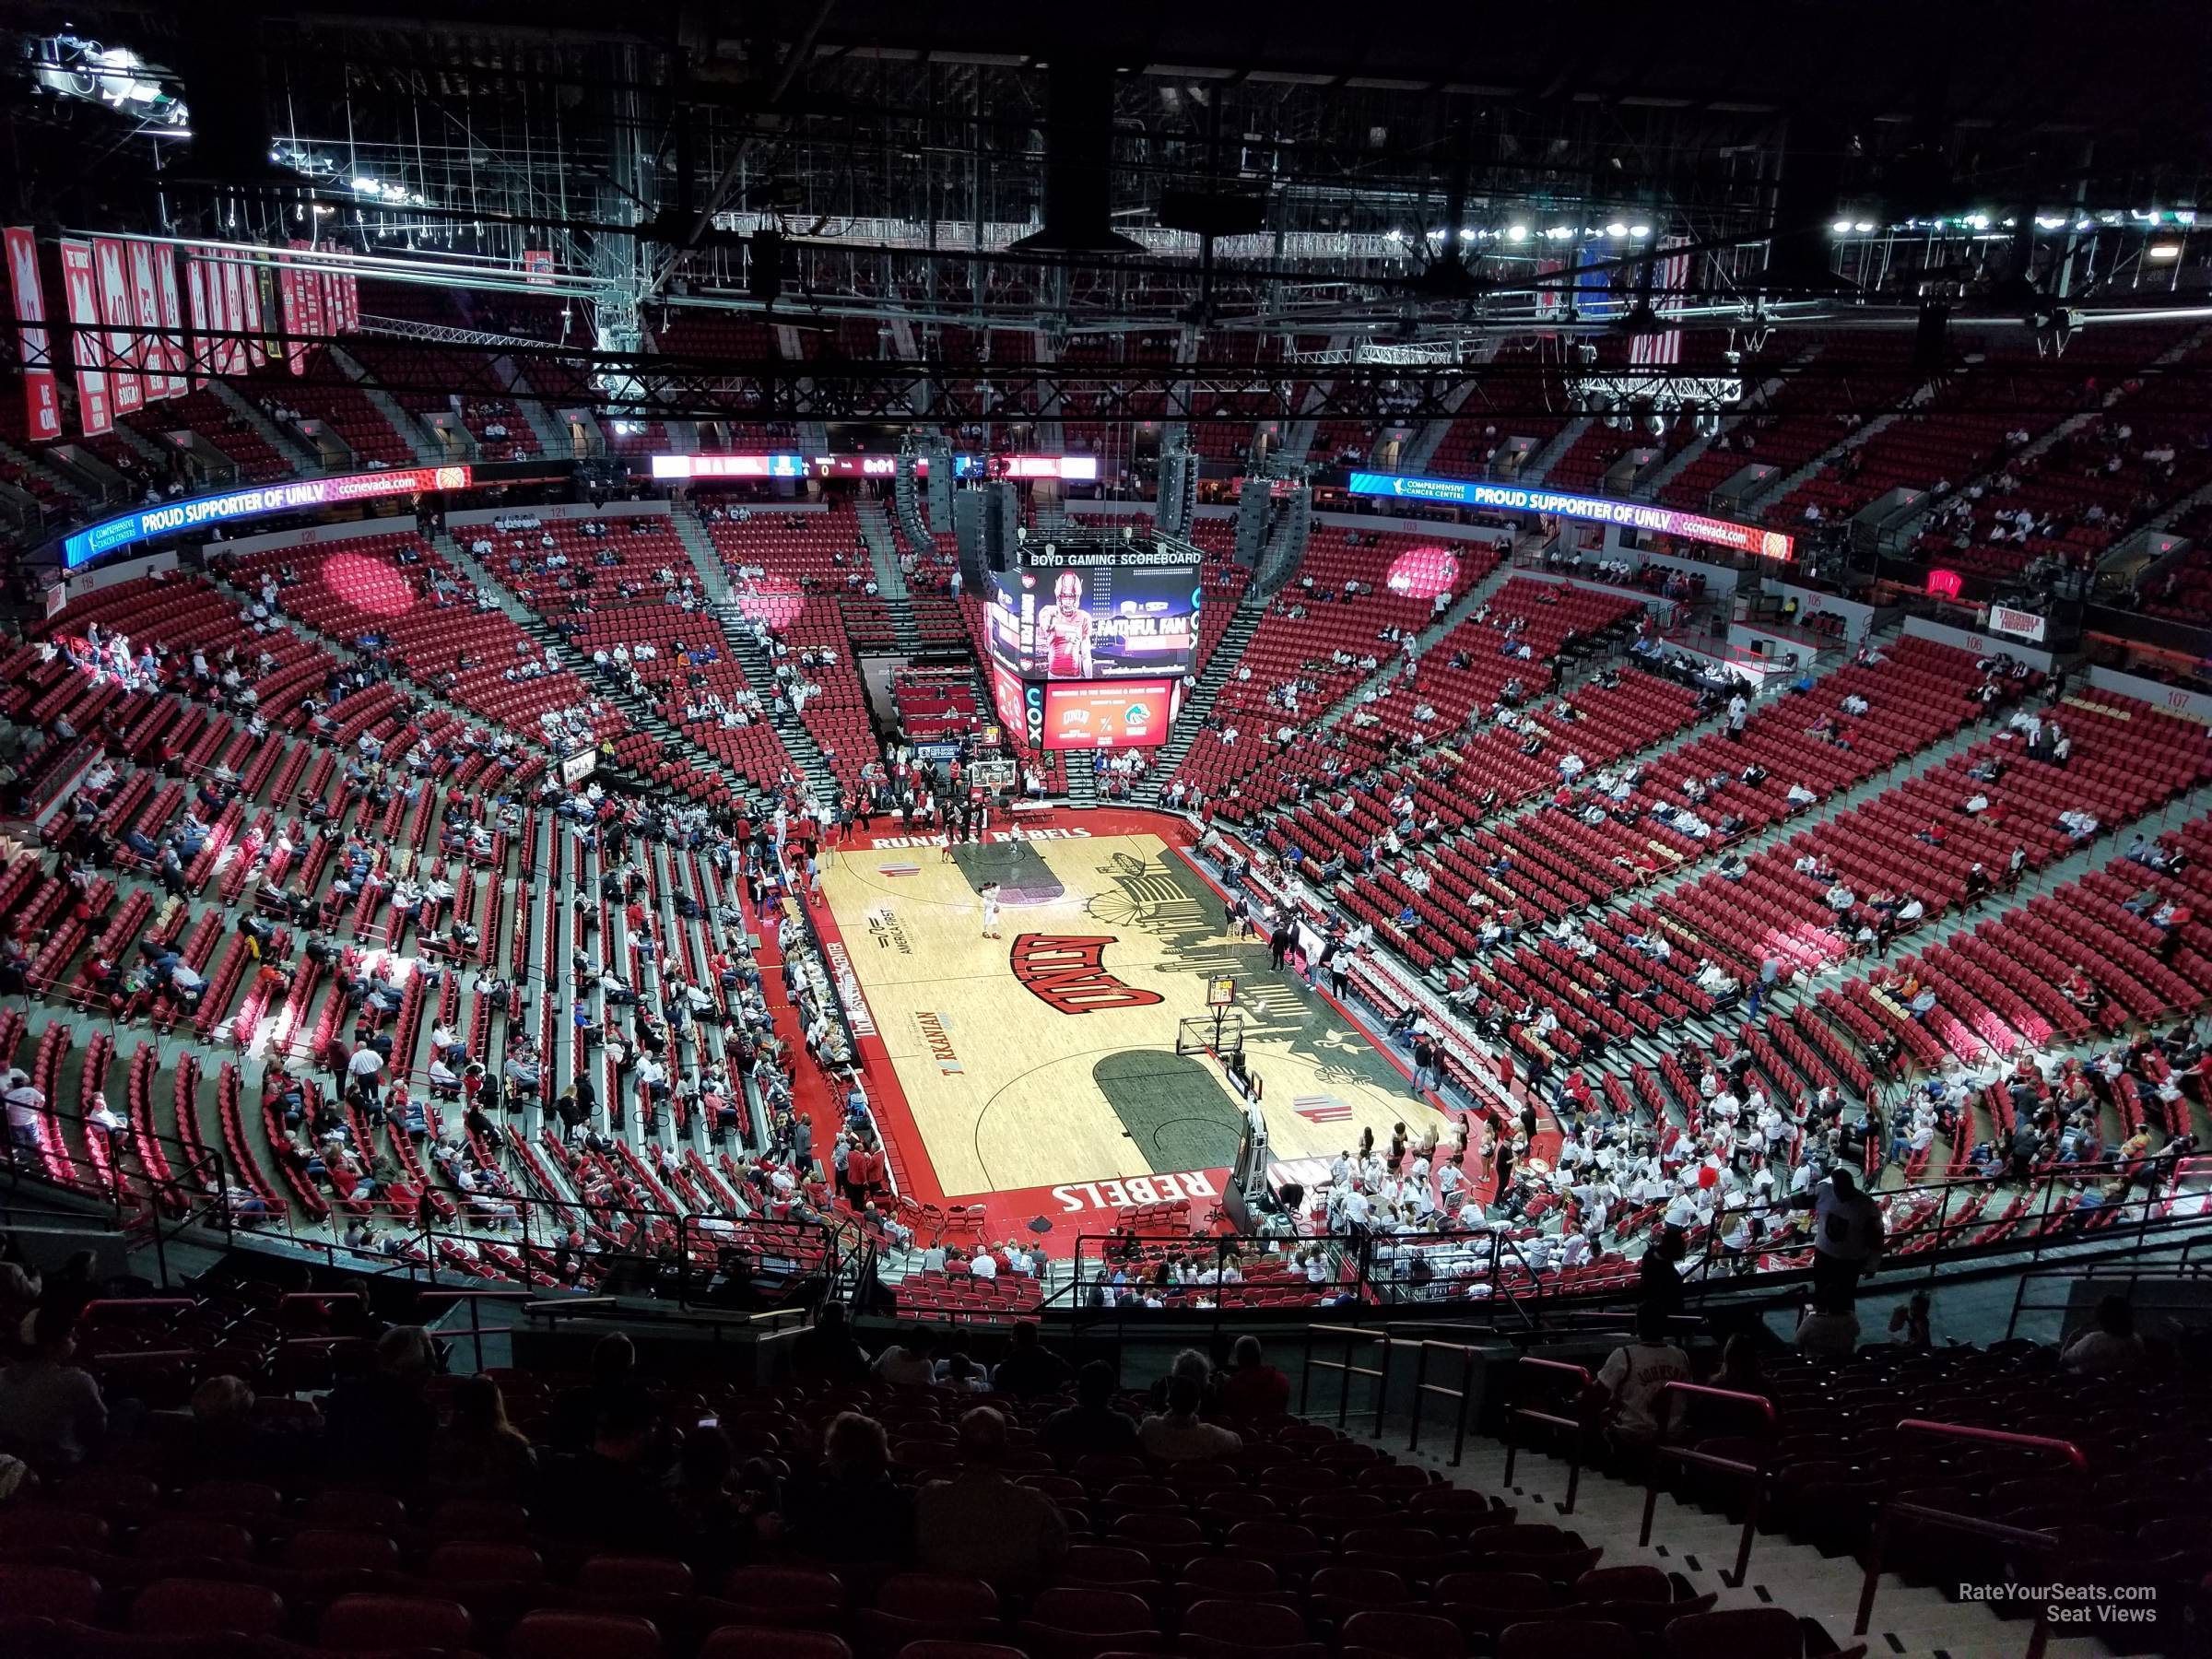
[1546,226,1574,241]
[1853,221,1876,233]
[1629,224,1650,238]
[1458,228,1477,241]
[1606,222,1629,238]
[1831,219,1855,235]
[2147,243,2183,261]
[1505,224,1529,242]
[1646,413,1666,437]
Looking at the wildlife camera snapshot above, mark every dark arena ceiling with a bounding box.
[4,0,2212,412]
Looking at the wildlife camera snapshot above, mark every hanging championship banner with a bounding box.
[125,238,173,399]
[5,228,63,441]
[57,239,112,435]
[91,236,144,413]
[184,253,211,388]
[278,245,307,373]
[154,242,186,397]
[236,249,267,370]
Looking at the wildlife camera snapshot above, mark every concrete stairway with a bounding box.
[1133,603,1266,804]
[332,347,444,465]
[668,502,735,604]
[0,438,95,506]
[1062,754,1100,807]
[208,382,319,474]
[1522,416,1594,485]
[1744,408,1903,516]
[108,418,176,474]
[501,362,577,458]
[1308,553,1524,731]
[431,534,750,810]
[710,602,839,799]
[853,499,916,651]
[1275,418,1319,464]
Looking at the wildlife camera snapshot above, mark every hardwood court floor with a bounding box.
[819,831,1455,1197]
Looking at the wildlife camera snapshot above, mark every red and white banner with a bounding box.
[154,243,185,398]
[124,239,174,399]
[207,251,234,374]
[57,239,112,436]
[184,253,211,389]
[5,228,63,442]
[235,250,266,371]
[298,242,327,352]
[278,246,306,374]
[91,236,144,414]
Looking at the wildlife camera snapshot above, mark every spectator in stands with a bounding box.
[1794,1288,1862,1357]
[992,1320,1072,1398]
[1803,1166,1883,1307]
[1041,1360,1142,1456]
[873,1328,936,1387]
[787,1303,871,1384]
[1139,1371,1244,1462]
[1219,1335,1291,1419]
[4,1068,45,1166]
[0,1304,108,1471]
[784,1410,913,1566]
[533,1390,680,1555]
[2063,1296,2147,1373]
[322,1324,438,1488]
[1594,1301,1691,1452]
[429,1373,536,1501]
[548,1333,654,1453]
[914,1406,1068,1593]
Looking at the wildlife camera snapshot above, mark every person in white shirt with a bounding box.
[873,1336,936,1386]
[5,1069,45,1160]
[1137,1373,1243,1462]
[970,1250,998,1281]
[1595,1305,1692,1444]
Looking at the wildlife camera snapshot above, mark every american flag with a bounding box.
[1630,238,1694,366]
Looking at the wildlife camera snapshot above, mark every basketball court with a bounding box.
[810,814,1460,1241]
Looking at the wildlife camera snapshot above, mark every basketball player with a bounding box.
[978,881,1003,940]
[1037,570,1095,679]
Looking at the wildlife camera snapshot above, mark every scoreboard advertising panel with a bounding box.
[1041,679,1180,750]
[988,548,1200,682]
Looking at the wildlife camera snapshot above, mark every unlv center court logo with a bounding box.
[1009,934,1165,1016]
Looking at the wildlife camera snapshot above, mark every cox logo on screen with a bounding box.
[1023,682,1045,746]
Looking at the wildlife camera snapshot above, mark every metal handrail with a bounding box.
[1855,1504,2062,1659]
[1300,1322,1393,1437]
[1850,1421,2089,1659]
[1500,1355,1594,1513]
[1405,1337,1481,1467]
[1639,1382,1779,1586]
[1894,1419,2087,1470]
[416,1286,535,1373]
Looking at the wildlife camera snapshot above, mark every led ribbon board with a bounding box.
[650,452,1100,482]
[1346,470,1794,561]
[63,464,473,569]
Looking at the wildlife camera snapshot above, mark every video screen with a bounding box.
[988,561,1199,681]
[1041,679,1180,750]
